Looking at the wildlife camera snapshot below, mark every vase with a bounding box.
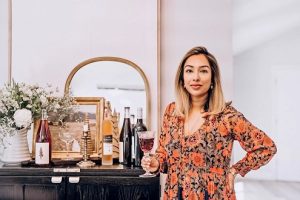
[0,128,31,164]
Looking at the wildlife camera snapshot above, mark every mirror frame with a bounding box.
[64,56,151,128]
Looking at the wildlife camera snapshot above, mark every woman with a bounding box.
[142,46,277,200]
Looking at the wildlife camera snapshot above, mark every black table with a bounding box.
[0,162,160,200]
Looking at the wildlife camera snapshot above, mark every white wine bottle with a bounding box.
[102,101,113,165]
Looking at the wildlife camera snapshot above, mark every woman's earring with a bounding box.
[210,84,214,89]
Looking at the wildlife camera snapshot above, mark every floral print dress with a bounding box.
[155,103,277,200]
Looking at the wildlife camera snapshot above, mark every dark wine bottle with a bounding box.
[35,109,51,165]
[130,114,135,164]
[133,107,147,167]
[119,107,132,166]
[130,114,135,130]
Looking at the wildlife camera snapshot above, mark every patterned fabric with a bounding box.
[155,103,277,200]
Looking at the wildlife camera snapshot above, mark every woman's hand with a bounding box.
[227,167,237,193]
[141,155,160,173]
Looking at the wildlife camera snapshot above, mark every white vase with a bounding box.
[0,128,31,164]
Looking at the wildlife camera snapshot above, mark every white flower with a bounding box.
[2,90,10,97]
[0,100,6,113]
[1,82,74,142]
[40,95,48,106]
[21,86,33,97]
[23,96,30,101]
[55,103,60,109]
[10,100,19,110]
[13,109,32,128]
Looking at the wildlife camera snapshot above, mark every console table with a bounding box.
[0,162,160,200]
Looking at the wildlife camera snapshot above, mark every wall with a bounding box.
[233,27,300,181]
[10,0,158,133]
[0,0,9,85]
[160,0,233,114]
[2,0,233,134]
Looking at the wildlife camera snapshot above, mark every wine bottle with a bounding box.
[133,107,147,167]
[130,114,135,130]
[119,107,132,166]
[35,109,51,165]
[130,114,135,164]
[102,101,113,165]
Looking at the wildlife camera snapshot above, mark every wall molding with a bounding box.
[8,0,12,84]
[157,0,161,134]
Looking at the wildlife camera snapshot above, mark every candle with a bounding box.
[83,124,88,132]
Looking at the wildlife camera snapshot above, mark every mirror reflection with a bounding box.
[65,57,150,127]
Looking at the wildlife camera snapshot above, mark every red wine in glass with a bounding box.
[138,131,156,177]
[139,138,154,152]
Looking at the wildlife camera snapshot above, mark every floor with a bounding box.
[160,174,300,200]
[235,179,300,200]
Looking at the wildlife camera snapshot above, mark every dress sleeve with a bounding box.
[230,110,277,177]
[154,103,173,173]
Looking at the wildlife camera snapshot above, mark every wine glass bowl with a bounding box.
[59,131,75,160]
[138,131,156,177]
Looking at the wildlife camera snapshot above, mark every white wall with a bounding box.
[160,0,233,115]
[233,27,300,181]
[10,0,158,132]
[0,0,9,85]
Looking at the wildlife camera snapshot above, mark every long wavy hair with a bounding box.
[174,46,226,117]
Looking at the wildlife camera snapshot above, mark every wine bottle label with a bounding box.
[119,142,124,162]
[103,135,112,143]
[35,142,49,164]
[103,143,113,155]
[131,136,135,159]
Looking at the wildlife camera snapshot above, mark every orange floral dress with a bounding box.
[155,103,277,200]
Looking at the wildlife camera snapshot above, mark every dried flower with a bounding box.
[0,81,75,147]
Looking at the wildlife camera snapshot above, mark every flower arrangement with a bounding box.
[0,81,75,147]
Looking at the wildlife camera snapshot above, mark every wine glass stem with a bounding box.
[144,152,150,173]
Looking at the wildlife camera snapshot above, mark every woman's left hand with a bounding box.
[227,167,237,193]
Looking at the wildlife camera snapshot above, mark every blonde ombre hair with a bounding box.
[175,46,226,117]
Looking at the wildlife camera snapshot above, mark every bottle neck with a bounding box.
[136,118,143,124]
[130,115,135,124]
[137,108,143,120]
[104,108,109,119]
[124,107,130,118]
[41,109,48,120]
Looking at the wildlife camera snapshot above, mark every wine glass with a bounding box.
[59,126,75,160]
[138,130,156,177]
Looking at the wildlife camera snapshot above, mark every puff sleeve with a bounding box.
[230,109,277,177]
[155,103,174,173]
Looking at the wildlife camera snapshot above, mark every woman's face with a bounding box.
[183,54,212,100]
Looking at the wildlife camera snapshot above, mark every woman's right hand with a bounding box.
[141,155,160,173]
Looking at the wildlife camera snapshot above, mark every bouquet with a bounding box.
[0,81,75,146]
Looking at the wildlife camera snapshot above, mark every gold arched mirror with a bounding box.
[64,57,151,128]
